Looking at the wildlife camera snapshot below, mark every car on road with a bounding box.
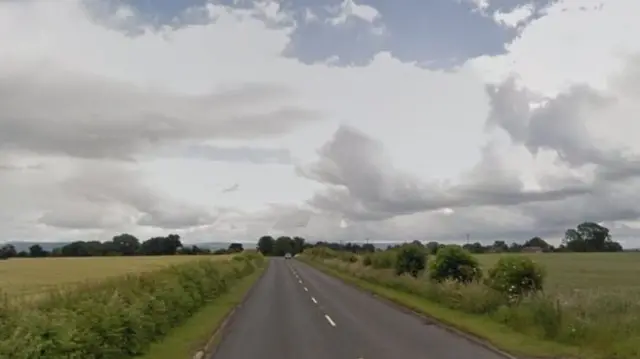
[284,253,292,259]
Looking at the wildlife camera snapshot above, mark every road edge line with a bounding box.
[193,259,270,359]
[297,259,519,359]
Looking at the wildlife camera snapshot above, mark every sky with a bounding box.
[2,0,640,247]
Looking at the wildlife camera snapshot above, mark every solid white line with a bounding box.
[311,297,318,304]
[304,287,309,292]
[324,314,336,327]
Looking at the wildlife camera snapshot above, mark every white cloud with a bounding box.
[2,0,640,248]
[326,0,381,27]
[493,3,534,28]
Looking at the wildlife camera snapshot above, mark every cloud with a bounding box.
[297,125,590,221]
[3,0,640,247]
[326,0,381,25]
[184,145,292,164]
[0,69,318,160]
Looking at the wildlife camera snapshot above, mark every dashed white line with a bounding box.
[324,314,337,327]
[303,287,308,292]
[298,279,303,284]
[311,296,318,304]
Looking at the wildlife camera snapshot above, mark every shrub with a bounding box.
[428,245,481,283]
[370,250,396,269]
[362,254,373,266]
[0,256,264,358]
[486,255,545,300]
[395,244,427,277]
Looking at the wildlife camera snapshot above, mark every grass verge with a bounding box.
[138,260,267,359]
[301,258,596,359]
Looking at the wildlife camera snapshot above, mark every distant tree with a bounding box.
[139,235,183,256]
[0,244,17,259]
[228,242,244,253]
[273,236,294,256]
[492,240,509,253]
[28,244,48,258]
[111,233,140,256]
[257,235,275,256]
[563,222,623,252]
[524,237,552,252]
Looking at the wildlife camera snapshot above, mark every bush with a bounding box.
[0,256,264,358]
[395,244,427,277]
[362,254,373,266]
[428,245,481,283]
[370,250,396,269]
[487,255,545,300]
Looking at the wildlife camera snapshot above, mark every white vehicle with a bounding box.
[284,253,292,259]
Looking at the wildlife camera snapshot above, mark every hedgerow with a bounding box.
[0,253,264,359]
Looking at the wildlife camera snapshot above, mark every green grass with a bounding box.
[138,260,267,359]
[302,259,593,359]
[301,251,640,359]
[474,252,640,295]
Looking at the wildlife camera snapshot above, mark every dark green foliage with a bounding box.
[487,255,545,299]
[0,253,264,358]
[395,244,427,277]
[429,245,482,283]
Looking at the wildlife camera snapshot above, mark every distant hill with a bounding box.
[5,241,70,253]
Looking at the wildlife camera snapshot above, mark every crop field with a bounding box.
[475,252,640,295]
[0,255,231,297]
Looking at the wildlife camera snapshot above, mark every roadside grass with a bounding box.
[0,253,263,358]
[300,252,640,359]
[138,260,267,359]
[0,255,231,298]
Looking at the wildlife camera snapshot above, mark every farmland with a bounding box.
[301,248,640,359]
[0,252,265,358]
[0,255,230,297]
[475,252,640,295]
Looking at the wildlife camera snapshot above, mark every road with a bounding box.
[210,258,508,359]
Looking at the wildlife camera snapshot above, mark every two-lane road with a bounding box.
[210,258,508,359]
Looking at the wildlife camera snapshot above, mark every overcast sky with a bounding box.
[2,0,640,247]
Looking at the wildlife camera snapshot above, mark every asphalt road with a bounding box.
[210,258,508,359]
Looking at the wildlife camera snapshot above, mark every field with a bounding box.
[475,252,640,295]
[0,253,265,358]
[0,255,231,297]
[302,249,640,359]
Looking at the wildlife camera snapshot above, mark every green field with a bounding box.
[475,252,640,295]
[0,255,231,297]
[303,249,640,359]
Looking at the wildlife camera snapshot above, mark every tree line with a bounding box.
[255,221,625,256]
[0,221,625,260]
[0,233,247,259]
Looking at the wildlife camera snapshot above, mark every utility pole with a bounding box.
[466,233,470,245]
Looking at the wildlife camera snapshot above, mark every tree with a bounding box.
[111,233,140,256]
[228,243,244,253]
[257,235,275,256]
[28,244,48,258]
[273,236,294,256]
[563,222,623,252]
[0,244,16,259]
[139,235,183,255]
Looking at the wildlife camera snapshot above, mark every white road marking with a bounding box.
[311,297,318,304]
[304,287,309,292]
[298,280,303,284]
[324,314,337,327]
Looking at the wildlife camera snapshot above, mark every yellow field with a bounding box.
[0,255,231,297]
[475,252,640,295]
